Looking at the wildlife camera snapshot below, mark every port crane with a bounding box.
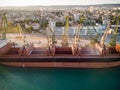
[0,13,8,39]
[61,16,69,47]
[16,23,26,44]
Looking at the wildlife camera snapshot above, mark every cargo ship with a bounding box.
[0,15,120,68]
[0,40,120,68]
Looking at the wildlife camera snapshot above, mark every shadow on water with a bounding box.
[0,65,120,90]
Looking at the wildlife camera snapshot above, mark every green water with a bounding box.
[0,65,120,90]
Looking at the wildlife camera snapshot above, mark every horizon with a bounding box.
[1,3,120,7]
[0,0,120,6]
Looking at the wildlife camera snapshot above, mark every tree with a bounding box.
[40,19,48,29]
[96,16,102,24]
[79,15,85,24]
[26,26,33,33]
[56,22,64,26]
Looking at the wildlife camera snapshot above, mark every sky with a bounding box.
[0,0,120,6]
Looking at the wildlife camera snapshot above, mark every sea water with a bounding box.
[0,65,120,90]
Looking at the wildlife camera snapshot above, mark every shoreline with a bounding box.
[1,61,120,68]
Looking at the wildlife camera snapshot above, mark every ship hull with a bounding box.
[0,55,120,62]
[1,61,120,68]
[0,55,120,68]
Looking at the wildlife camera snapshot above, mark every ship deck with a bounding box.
[0,44,120,62]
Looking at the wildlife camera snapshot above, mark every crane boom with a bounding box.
[17,23,26,44]
[72,24,82,55]
[47,25,56,45]
[46,25,56,56]
[100,22,111,46]
[75,24,81,45]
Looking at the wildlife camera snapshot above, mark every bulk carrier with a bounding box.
[0,15,120,68]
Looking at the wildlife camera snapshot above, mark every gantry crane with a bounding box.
[61,16,69,47]
[0,13,8,39]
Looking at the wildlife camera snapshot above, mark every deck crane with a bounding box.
[46,16,73,55]
[94,20,111,55]
[100,15,119,48]
[95,16,119,55]
[107,15,120,53]
[74,24,81,45]
[97,22,111,55]
[46,25,56,55]
[72,24,82,55]
[0,13,8,39]
[47,25,56,45]
[61,16,69,47]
